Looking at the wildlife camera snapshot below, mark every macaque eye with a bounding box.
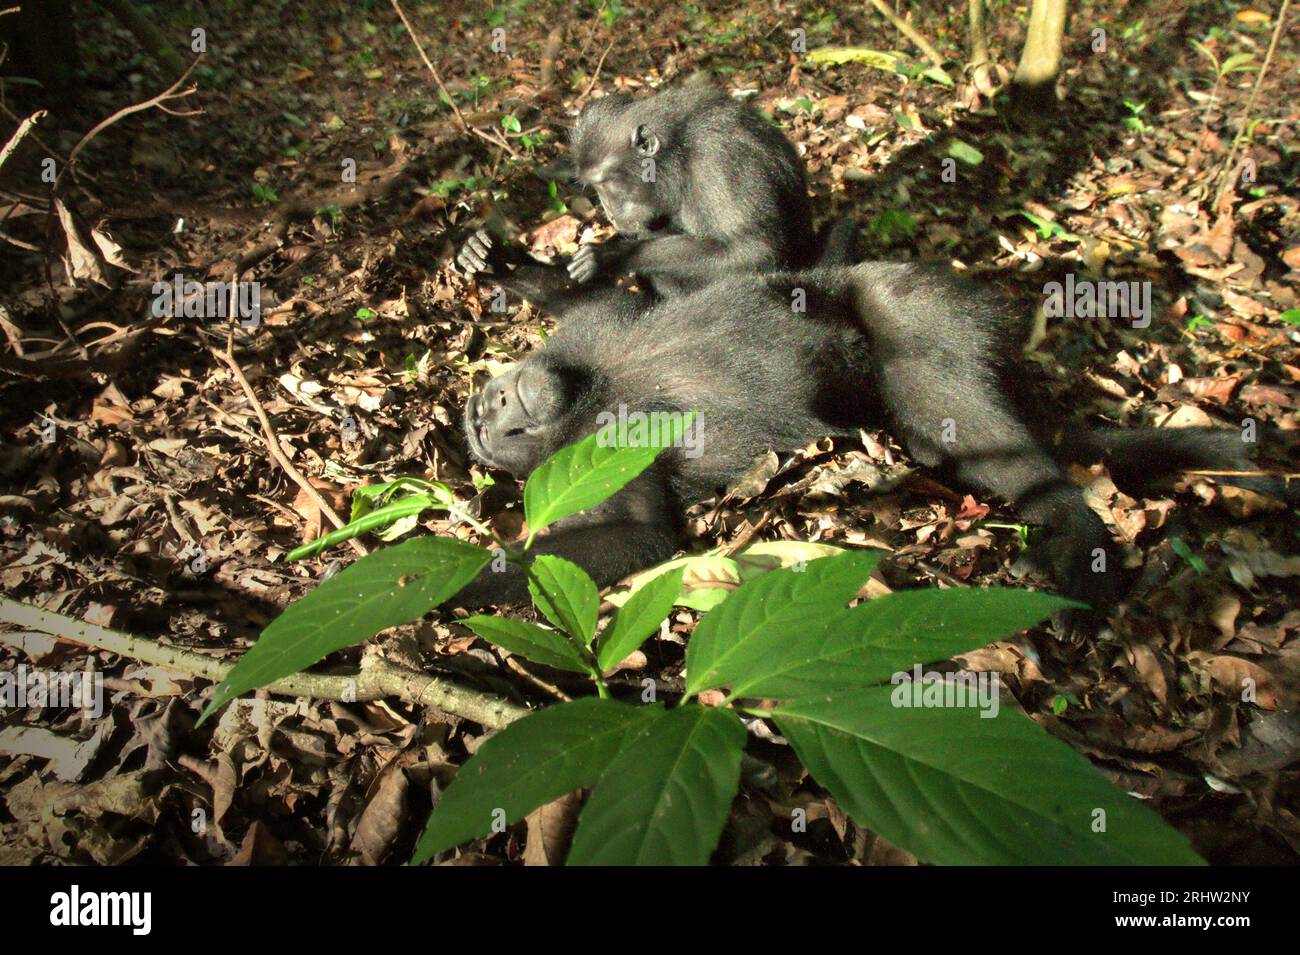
[632,124,660,158]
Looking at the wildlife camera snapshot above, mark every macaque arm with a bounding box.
[620,234,778,285]
[452,474,680,608]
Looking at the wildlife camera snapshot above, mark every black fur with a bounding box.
[457,84,838,302]
[567,85,817,293]
[459,262,1271,627]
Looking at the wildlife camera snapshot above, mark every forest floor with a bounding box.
[0,0,1297,865]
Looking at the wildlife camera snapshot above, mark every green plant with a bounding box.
[251,183,279,205]
[425,176,481,199]
[1121,99,1150,134]
[1017,209,1081,243]
[1191,40,1256,134]
[198,422,1204,866]
[590,0,624,28]
[315,204,343,229]
[546,179,567,215]
[867,209,917,245]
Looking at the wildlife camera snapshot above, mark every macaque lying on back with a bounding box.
[457,257,1281,635]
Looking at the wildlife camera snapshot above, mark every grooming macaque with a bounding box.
[458,261,1268,628]
[458,84,854,301]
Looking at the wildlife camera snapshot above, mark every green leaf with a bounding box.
[199,538,491,724]
[684,550,882,696]
[597,566,685,672]
[724,588,1075,699]
[604,541,852,612]
[286,492,445,561]
[527,555,600,644]
[775,687,1205,865]
[1278,308,1300,326]
[610,551,741,612]
[947,138,984,166]
[350,477,453,521]
[523,413,693,535]
[462,615,590,673]
[1170,537,1209,575]
[411,699,656,864]
[1220,52,1256,75]
[919,65,955,87]
[567,705,746,865]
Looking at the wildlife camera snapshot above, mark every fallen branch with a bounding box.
[210,337,367,557]
[0,598,529,730]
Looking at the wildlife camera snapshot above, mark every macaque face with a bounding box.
[463,360,565,475]
[574,99,671,238]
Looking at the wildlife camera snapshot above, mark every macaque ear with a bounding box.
[632,123,660,157]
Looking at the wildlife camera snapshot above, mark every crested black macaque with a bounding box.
[457,84,853,302]
[458,261,1273,629]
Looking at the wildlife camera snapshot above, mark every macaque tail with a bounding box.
[1061,426,1297,500]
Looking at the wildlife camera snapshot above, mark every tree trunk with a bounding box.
[1010,0,1068,116]
[968,0,993,90]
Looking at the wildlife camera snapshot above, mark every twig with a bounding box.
[388,0,469,133]
[580,37,617,100]
[386,1,521,159]
[473,124,522,160]
[721,511,772,557]
[0,304,25,356]
[210,336,368,557]
[59,55,204,187]
[0,229,40,252]
[1185,469,1299,480]
[0,598,529,730]
[0,109,45,172]
[503,655,572,702]
[867,0,950,74]
[0,103,71,179]
[1213,0,1292,209]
